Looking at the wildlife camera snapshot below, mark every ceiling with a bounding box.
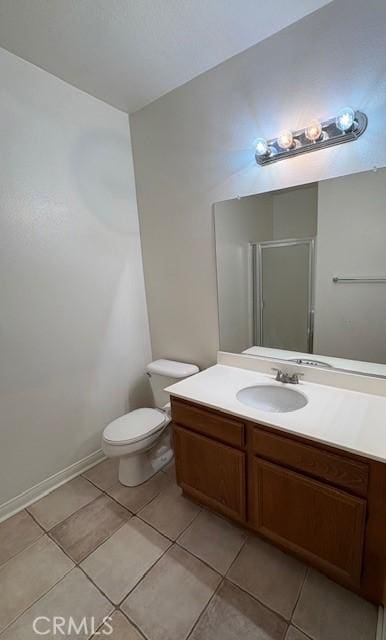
[0,0,333,113]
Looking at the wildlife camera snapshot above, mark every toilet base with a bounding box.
[118,429,173,487]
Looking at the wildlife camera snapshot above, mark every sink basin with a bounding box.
[236,384,308,413]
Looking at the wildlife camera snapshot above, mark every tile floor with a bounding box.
[0,458,379,640]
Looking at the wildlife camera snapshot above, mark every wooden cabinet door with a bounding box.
[173,425,246,522]
[250,458,366,586]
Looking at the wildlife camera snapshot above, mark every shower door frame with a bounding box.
[251,237,315,353]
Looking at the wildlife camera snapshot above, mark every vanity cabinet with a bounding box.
[171,396,386,605]
[172,399,246,521]
[173,426,246,522]
[250,458,366,586]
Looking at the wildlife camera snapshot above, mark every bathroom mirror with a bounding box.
[214,167,386,378]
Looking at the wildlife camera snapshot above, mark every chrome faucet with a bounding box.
[272,368,303,384]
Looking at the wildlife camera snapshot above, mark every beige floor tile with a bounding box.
[227,536,306,620]
[285,626,311,640]
[1,568,113,640]
[81,517,171,604]
[138,484,200,540]
[0,536,73,633]
[28,477,101,530]
[83,458,119,490]
[0,510,42,567]
[178,510,247,574]
[122,545,221,640]
[50,495,129,563]
[92,611,144,639]
[190,579,287,640]
[292,570,378,640]
[107,472,170,513]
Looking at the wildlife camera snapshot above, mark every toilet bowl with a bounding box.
[102,359,199,486]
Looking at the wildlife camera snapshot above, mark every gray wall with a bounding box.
[272,186,318,240]
[314,168,386,363]
[0,48,152,508]
[130,0,386,368]
[215,195,272,353]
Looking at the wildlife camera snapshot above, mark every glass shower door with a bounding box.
[258,239,314,352]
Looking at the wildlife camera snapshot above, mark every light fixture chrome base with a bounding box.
[255,111,367,166]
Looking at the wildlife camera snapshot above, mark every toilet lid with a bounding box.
[103,408,167,445]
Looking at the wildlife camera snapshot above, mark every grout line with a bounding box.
[1,464,341,640]
[119,608,151,640]
[114,542,174,607]
[134,486,202,542]
[288,622,314,639]
[104,472,173,516]
[0,521,45,571]
[224,531,311,628]
[290,566,309,623]
[224,533,248,577]
[28,490,132,536]
[46,514,129,567]
[1,471,212,640]
[91,539,223,640]
[0,548,75,636]
[25,506,51,532]
[174,540,228,576]
[76,562,122,607]
[79,469,171,519]
[25,476,103,530]
[134,513,175,542]
[81,461,195,545]
[224,576,290,627]
[185,577,225,640]
[113,608,149,640]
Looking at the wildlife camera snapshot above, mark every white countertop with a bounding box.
[166,364,386,464]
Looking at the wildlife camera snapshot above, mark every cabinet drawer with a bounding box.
[250,426,368,497]
[171,398,245,448]
[173,425,246,522]
[250,458,366,586]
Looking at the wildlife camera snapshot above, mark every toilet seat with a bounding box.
[103,408,167,446]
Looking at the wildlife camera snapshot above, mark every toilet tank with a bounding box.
[146,359,199,409]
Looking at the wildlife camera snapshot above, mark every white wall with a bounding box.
[130,0,386,368]
[0,48,152,507]
[314,168,386,363]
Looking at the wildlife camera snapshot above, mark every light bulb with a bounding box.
[305,119,323,142]
[336,107,355,132]
[255,137,269,157]
[277,129,294,150]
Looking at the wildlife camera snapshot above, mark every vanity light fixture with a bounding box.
[255,108,367,166]
[305,119,323,142]
[277,129,295,150]
[254,137,270,157]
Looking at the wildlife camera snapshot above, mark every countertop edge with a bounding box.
[169,389,386,465]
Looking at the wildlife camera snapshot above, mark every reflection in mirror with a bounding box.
[214,168,386,378]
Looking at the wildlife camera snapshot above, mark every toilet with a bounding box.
[102,359,199,486]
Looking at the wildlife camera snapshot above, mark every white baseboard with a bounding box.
[0,449,106,523]
[377,606,385,640]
